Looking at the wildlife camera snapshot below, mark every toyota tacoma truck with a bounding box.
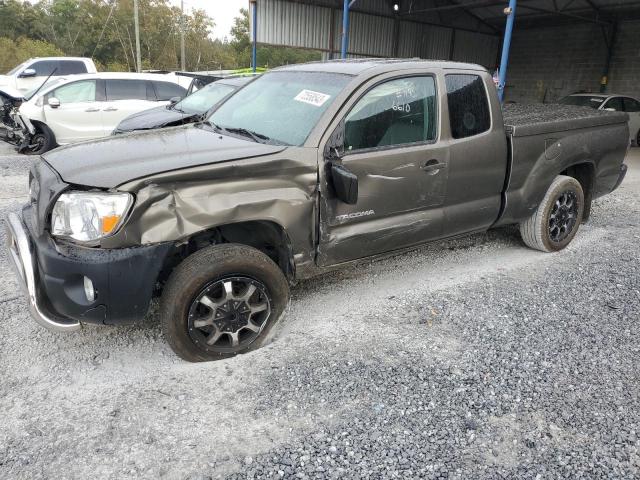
[5,59,629,362]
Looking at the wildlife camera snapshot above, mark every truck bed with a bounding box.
[496,102,629,227]
[502,103,628,137]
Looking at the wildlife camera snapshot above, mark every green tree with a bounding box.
[0,36,64,73]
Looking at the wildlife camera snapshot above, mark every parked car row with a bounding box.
[559,93,640,146]
[1,57,257,154]
[18,73,188,152]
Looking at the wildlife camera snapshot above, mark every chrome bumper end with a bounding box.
[4,212,81,332]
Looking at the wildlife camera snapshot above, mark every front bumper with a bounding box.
[5,209,172,330]
[5,212,80,331]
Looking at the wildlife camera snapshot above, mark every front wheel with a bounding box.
[24,123,55,155]
[519,175,584,252]
[160,244,290,362]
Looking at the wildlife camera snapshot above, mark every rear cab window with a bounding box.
[445,74,491,139]
[58,61,88,75]
[344,76,437,152]
[623,98,640,112]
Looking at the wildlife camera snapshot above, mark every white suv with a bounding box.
[0,57,97,93]
[18,72,187,154]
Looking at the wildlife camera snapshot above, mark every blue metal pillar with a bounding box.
[251,0,257,72]
[497,0,517,102]
[341,0,350,59]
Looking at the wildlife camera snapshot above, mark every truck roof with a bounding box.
[24,57,93,62]
[274,58,487,76]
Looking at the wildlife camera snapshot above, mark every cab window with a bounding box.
[344,76,437,152]
[58,61,88,75]
[603,97,624,111]
[105,79,148,101]
[30,60,60,77]
[623,98,640,112]
[445,74,491,139]
[154,81,187,101]
[50,80,96,104]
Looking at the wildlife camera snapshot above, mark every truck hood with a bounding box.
[43,124,287,189]
[115,105,197,133]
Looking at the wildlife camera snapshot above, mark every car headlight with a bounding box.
[50,191,133,243]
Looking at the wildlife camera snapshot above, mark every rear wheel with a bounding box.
[519,175,584,252]
[636,129,640,147]
[160,244,290,362]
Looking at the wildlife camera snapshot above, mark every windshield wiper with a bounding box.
[223,127,270,144]
[204,122,289,145]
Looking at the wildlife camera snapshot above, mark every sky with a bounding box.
[168,0,248,40]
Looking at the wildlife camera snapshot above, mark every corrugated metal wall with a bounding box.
[255,0,499,67]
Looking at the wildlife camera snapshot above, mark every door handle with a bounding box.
[103,107,118,112]
[421,159,446,174]
[85,107,100,112]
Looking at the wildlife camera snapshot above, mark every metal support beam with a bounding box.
[133,0,142,72]
[600,22,618,93]
[250,0,257,71]
[180,0,186,71]
[341,0,350,59]
[497,0,516,102]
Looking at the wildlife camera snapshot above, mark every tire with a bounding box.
[24,123,55,155]
[636,129,640,148]
[519,175,584,252]
[160,243,290,362]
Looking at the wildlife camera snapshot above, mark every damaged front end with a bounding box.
[0,87,34,150]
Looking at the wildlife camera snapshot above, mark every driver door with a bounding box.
[44,79,103,144]
[318,74,448,266]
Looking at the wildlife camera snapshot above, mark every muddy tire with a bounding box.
[24,123,55,155]
[160,244,290,362]
[519,175,584,252]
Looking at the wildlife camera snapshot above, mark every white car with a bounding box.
[559,93,640,146]
[0,57,97,93]
[18,72,187,154]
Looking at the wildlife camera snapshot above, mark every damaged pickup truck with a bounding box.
[5,59,629,362]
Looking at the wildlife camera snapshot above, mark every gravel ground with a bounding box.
[0,148,639,479]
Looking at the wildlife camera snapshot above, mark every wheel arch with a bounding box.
[560,161,595,220]
[157,219,296,292]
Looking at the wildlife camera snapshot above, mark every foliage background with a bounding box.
[0,0,321,73]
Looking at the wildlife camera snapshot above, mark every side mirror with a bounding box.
[169,96,182,106]
[19,68,37,78]
[603,107,616,112]
[330,163,358,205]
[47,97,61,108]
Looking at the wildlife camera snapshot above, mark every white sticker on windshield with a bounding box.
[294,89,331,107]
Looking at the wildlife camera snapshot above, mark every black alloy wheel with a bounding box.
[548,190,579,244]
[187,276,272,354]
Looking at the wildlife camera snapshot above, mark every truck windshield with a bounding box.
[175,82,236,115]
[208,71,351,146]
[559,95,605,109]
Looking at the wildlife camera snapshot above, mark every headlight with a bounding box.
[50,191,133,243]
